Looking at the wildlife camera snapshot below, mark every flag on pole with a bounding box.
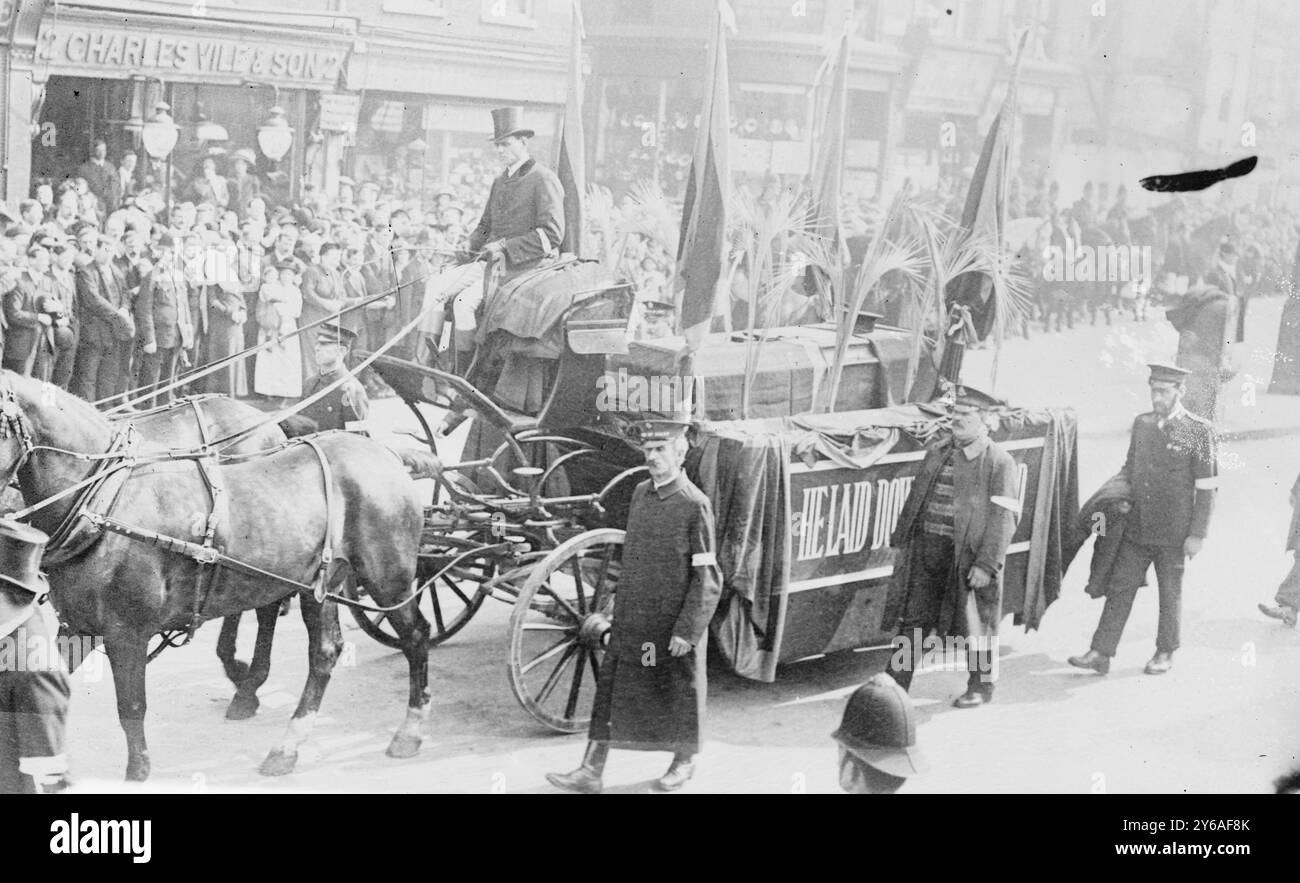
[809,30,850,267]
[557,0,586,257]
[945,30,1028,340]
[674,0,735,353]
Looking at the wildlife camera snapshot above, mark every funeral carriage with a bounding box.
[355,255,1079,734]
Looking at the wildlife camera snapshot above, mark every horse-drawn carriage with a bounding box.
[354,260,1080,733]
[0,252,1077,780]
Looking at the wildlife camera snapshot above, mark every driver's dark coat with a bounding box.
[589,474,722,753]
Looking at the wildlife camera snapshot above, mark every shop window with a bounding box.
[481,0,536,28]
[382,0,449,16]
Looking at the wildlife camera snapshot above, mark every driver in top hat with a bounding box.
[0,519,72,793]
[418,106,566,378]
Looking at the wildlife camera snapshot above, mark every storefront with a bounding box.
[27,2,355,209]
[343,22,567,210]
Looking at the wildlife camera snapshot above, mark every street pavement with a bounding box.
[57,300,1300,794]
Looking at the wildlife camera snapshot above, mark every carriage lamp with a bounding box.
[257,106,294,162]
[141,102,179,161]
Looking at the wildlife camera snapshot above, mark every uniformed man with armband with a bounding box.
[1069,363,1218,676]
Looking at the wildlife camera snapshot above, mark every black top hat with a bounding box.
[489,107,535,143]
[0,519,51,597]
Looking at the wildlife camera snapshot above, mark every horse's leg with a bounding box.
[216,614,250,686]
[259,591,341,776]
[104,631,151,782]
[225,601,280,721]
[374,579,432,760]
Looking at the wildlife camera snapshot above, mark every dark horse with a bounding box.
[123,395,292,721]
[0,371,430,780]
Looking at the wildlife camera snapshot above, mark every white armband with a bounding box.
[19,754,68,777]
[1194,477,1219,490]
[691,552,717,568]
[990,495,1021,514]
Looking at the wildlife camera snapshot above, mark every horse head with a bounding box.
[0,371,117,511]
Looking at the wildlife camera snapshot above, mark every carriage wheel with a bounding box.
[507,528,624,733]
[347,546,492,649]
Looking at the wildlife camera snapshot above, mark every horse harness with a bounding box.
[0,389,346,653]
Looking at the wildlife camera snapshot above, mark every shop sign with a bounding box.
[319,93,360,133]
[35,26,345,88]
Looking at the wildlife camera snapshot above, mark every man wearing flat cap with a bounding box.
[548,417,722,793]
[424,107,566,377]
[833,673,928,793]
[297,322,369,432]
[0,520,71,793]
[1069,364,1218,676]
[884,385,1020,708]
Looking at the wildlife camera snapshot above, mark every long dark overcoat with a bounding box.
[589,474,722,754]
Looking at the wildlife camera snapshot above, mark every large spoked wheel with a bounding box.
[507,528,624,733]
[348,536,492,649]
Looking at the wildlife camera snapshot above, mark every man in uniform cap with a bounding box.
[297,322,370,432]
[547,417,722,793]
[0,519,72,793]
[883,384,1020,708]
[1069,364,1218,676]
[833,673,928,793]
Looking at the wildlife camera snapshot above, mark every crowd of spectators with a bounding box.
[5,142,484,410]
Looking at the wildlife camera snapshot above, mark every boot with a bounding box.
[1143,650,1173,675]
[1258,603,1298,628]
[1067,649,1111,675]
[654,753,695,792]
[546,741,607,794]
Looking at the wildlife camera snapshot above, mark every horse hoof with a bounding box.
[225,693,260,721]
[258,750,298,777]
[385,734,422,759]
[125,760,151,782]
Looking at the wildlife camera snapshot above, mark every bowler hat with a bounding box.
[231,148,257,166]
[488,107,534,143]
[0,519,52,597]
[832,674,928,778]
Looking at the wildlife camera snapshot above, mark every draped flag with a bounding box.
[809,30,850,267]
[674,0,735,352]
[557,0,586,256]
[944,31,1027,340]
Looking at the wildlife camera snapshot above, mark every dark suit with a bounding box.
[78,158,121,214]
[298,368,369,431]
[1090,407,1218,656]
[467,157,565,275]
[1203,264,1245,343]
[1166,287,1236,421]
[134,265,187,406]
[885,434,1020,694]
[72,261,133,404]
[2,270,54,376]
[46,268,78,389]
[300,265,347,376]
